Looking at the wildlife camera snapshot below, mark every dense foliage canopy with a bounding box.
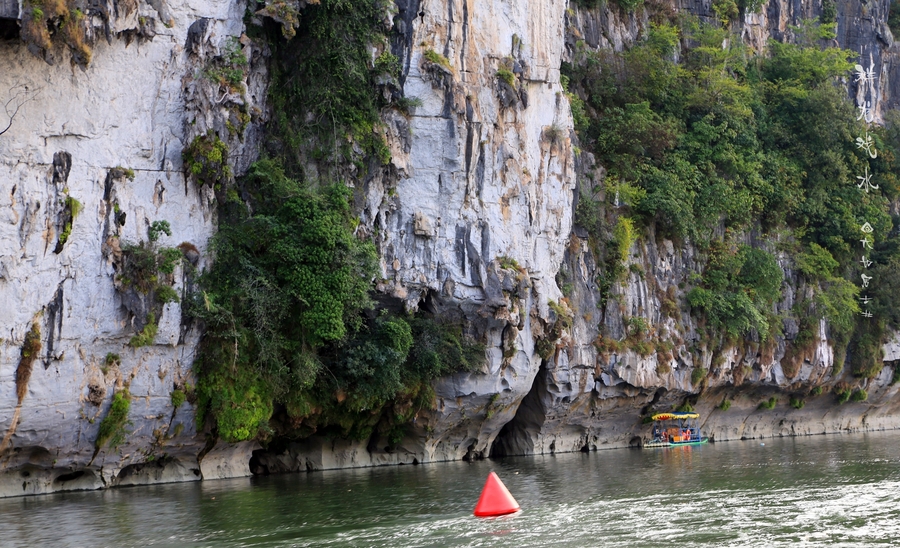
[564,19,900,376]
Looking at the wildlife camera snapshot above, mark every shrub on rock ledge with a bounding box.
[183,131,230,189]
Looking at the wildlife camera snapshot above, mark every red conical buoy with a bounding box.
[473,471,520,517]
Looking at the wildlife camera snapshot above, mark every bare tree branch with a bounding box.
[0,84,41,137]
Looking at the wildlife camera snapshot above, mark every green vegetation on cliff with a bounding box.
[687,243,783,339]
[264,0,394,176]
[187,0,488,444]
[565,18,900,375]
[191,160,483,443]
[95,389,131,450]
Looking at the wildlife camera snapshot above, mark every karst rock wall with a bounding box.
[486,0,900,458]
[0,0,266,496]
[1,0,899,496]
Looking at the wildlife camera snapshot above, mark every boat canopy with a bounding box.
[651,412,699,421]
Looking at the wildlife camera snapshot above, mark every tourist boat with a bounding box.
[644,412,709,448]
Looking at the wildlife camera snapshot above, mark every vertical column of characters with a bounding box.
[854,61,878,319]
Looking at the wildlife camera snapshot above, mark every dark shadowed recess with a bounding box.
[490,362,549,458]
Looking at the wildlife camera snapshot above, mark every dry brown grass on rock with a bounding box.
[20,0,93,67]
[61,6,91,66]
[781,341,813,380]
[16,323,41,404]
[20,1,53,57]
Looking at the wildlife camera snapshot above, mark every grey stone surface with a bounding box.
[0,0,17,20]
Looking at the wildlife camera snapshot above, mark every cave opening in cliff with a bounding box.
[248,436,302,476]
[0,18,17,41]
[248,449,270,476]
[53,470,84,483]
[490,360,548,458]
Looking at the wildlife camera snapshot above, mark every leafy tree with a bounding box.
[687,244,783,338]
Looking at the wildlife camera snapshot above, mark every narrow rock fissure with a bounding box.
[44,283,64,366]
[390,0,421,88]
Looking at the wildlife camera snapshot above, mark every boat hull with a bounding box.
[644,437,709,448]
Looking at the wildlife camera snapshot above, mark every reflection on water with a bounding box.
[3,431,900,547]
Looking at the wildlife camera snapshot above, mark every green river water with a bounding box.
[3,431,900,547]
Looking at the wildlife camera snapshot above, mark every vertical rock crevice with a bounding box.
[44,282,64,366]
[390,0,422,88]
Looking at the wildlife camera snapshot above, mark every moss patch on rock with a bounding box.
[95,389,131,450]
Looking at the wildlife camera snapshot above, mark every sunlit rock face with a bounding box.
[348,0,577,464]
[0,0,577,490]
[0,0,267,496]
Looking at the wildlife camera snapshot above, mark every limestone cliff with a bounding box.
[1,0,899,497]
[0,0,265,495]
[254,0,900,472]
[361,0,576,464]
[486,0,900,458]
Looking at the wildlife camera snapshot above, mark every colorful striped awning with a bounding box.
[651,412,699,421]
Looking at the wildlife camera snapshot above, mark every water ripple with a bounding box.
[3,431,900,547]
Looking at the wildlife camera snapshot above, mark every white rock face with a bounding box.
[0,0,261,496]
[375,0,574,301]
[0,0,581,491]
[369,0,576,462]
